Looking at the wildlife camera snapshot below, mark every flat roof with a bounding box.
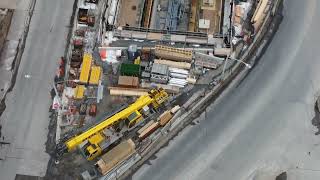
[151,63,168,75]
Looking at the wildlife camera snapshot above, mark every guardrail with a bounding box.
[121,26,216,37]
[113,29,224,45]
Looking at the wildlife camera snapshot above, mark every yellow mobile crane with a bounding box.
[56,88,168,160]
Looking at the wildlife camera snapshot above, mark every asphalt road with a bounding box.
[133,0,320,180]
[0,0,73,179]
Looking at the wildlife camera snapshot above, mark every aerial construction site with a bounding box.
[44,0,269,179]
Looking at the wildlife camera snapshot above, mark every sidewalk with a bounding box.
[0,0,35,157]
[0,0,35,111]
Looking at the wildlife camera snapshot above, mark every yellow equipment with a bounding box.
[74,85,85,99]
[134,56,141,65]
[58,88,168,160]
[89,66,101,85]
[79,53,92,84]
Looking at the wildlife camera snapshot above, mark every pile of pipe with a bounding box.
[168,67,189,88]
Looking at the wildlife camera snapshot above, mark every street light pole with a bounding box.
[221,55,230,79]
[229,57,252,68]
[221,57,251,80]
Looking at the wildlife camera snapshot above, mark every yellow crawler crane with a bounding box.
[56,88,168,160]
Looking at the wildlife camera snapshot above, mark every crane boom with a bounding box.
[66,95,153,151]
[56,88,168,160]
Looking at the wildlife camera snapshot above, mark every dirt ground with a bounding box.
[200,0,222,34]
[116,0,143,27]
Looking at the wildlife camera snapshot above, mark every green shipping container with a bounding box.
[120,63,140,76]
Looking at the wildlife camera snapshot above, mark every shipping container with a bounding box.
[168,67,189,75]
[158,110,173,126]
[151,63,169,75]
[89,66,101,85]
[118,76,139,88]
[79,53,92,83]
[120,63,140,76]
[170,72,188,79]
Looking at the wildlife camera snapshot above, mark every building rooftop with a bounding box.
[151,63,168,75]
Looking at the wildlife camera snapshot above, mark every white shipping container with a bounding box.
[169,73,188,79]
[169,78,188,83]
[169,80,186,84]
[168,83,185,88]
[171,105,181,114]
[168,68,189,75]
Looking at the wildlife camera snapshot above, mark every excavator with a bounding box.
[56,88,168,161]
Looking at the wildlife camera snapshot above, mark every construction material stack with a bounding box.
[118,76,139,88]
[155,45,193,62]
[137,105,180,141]
[154,59,191,70]
[95,139,136,175]
[168,67,189,88]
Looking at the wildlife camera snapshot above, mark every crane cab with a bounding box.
[84,143,102,161]
[79,129,122,161]
[126,110,143,128]
[80,133,104,160]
